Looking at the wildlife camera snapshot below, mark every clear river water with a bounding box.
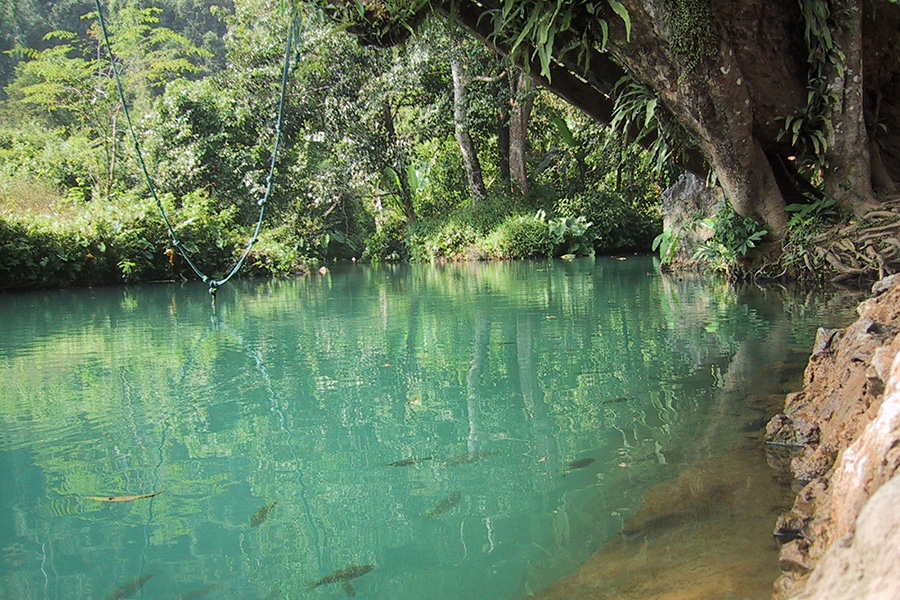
[0,257,856,600]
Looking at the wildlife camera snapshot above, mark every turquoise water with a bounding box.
[0,258,849,600]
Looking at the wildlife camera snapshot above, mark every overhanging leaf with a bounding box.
[607,0,631,42]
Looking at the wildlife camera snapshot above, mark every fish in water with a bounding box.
[425,491,462,517]
[388,456,434,467]
[307,565,375,597]
[87,491,162,502]
[562,457,595,476]
[250,501,277,527]
[106,573,155,600]
[604,396,632,404]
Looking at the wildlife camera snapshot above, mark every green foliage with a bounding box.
[693,202,768,272]
[0,119,93,194]
[786,195,839,229]
[4,7,209,197]
[652,226,678,263]
[548,214,594,256]
[776,0,848,169]
[407,218,478,261]
[483,0,632,79]
[480,211,555,259]
[0,189,316,289]
[145,77,267,216]
[555,188,661,253]
[246,224,316,275]
[609,75,679,174]
[409,137,467,220]
[306,0,431,45]
[365,212,410,261]
[780,196,843,274]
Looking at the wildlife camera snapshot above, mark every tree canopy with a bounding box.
[303,0,900,243]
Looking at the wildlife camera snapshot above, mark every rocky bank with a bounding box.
[767,273,900,599]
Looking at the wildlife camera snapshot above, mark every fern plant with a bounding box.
[484,0,631,80]
[608,75,682,174]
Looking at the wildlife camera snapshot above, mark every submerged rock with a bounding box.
[765,411,820,448]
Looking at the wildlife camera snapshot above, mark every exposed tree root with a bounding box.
[799,196,900,284]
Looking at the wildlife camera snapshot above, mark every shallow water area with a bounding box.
[0,258,856,600]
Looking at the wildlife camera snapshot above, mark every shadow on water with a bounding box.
[523,281,860,600]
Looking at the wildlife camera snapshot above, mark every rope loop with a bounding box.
[92,0,296,292]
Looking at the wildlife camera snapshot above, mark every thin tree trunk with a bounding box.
[498,107,511,188]
[508,67,533,197]
[450,56,487,205]
[382,101,416,222]
[496,70,511,188]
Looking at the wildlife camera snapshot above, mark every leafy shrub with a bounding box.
[548,215,594,256]
[555,189,661,253]
[0,120,97,197]
[780,196,844,275]
[364,212,409,262]
[0,187,317,289]
[693,201,768,273]
[479,212,554,259]
[407,219,478,262]
[246,225,314,276]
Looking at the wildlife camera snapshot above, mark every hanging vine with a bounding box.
[777,0,849,170]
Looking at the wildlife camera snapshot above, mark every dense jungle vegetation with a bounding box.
[0,0,669,289]
[1,0,899,290]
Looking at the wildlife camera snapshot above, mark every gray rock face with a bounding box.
[659,172,722,266]
[872,273,900,296]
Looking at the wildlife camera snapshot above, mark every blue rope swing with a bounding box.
[92,0,297,300]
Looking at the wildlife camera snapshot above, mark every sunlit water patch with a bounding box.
[0,258,857,600]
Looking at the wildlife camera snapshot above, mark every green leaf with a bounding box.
[383,166,402,193]
[598,19,609,51]
[607,0,631,42]
[644,98,657,128]
[550,115,576,147]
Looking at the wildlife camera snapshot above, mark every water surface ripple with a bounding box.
[0,258,854,600]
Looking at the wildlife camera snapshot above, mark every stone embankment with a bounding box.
[767,274,900,599]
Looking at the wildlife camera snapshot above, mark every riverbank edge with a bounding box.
[767,273,900,599]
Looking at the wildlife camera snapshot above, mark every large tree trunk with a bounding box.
[822,0,877,213]
[508,67,533,197]
[863,4,900,192]
[450,56,487,205]
[607,0,789,238]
